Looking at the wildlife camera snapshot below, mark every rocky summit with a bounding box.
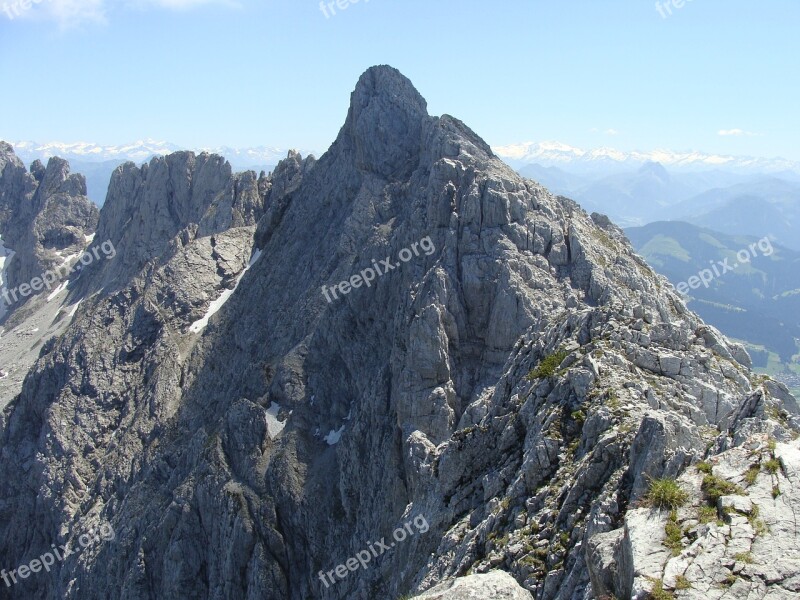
[0,66,798,600]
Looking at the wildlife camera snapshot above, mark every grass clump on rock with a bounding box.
[744,465,760,486]
[675,575,692,590]
[701,475,743,504]
[527,349,569,380]
[698,505,718,524]
[647,478,689,510]
[696,461,713,474]
[763,458,781,474]
[648,578,676,600]
[664,514,683,556]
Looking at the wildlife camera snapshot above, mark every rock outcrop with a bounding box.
[0,142,99,308]
[587,429,800,599]
[0,66,797,600]
[75,149,310,297]
[412,570,533,599]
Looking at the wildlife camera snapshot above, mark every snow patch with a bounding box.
[324,425,345,446]
[67,300,82,318]
[0,236,12,321]
[265,402,287,439]
[46,280,69,302]
[189,248,262,334]
[58,251,81,267]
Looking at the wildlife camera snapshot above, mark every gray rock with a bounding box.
[606,436,800,599]
[719,495,753,515]
[412,571,533,599]
[586,529,630,599]
[0,143,99,310]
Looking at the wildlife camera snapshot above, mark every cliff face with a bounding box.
[74,149,288,298]
[0,67,797,600]
[0,143,99,304]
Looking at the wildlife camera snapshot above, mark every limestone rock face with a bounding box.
[73,149,302,297]
[0,142,99,306]
[0,66,797,600]
[412,570,533,599]
[589,431,800,600]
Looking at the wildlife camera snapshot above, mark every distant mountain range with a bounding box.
[12,139,800,176]
[510,160,800,250]
[671,178,800,248]
[526,162,752,226]
[628,221,800,365]
[9,139,300,168]
[493,140,800,175]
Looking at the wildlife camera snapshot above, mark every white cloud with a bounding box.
[22,0,108,28]
[590,128,621,136]
[14,0,236,28]
[718,128,759,137]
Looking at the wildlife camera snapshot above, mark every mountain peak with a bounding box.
[637,160,670,181]
[350,65,428,116]
[337,65,429,179]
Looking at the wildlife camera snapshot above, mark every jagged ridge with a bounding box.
[0,67,797,600]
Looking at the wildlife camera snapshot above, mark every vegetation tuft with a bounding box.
[527,349,569,380]
[570,409,587,424]
[647,478,689,510]
[701,475,743,504]
[698,505,718,524]
[744,465,760,486]
[696,461,713,474]
[664,516,683,556]
[648,578,676,600]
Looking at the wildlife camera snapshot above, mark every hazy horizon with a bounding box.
[2,1,798,160]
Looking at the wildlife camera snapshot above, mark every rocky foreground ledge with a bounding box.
[589,432,800,599]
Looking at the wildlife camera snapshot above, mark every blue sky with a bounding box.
[1,0,798,159]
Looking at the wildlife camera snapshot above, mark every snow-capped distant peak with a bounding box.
[9,138,796,176]
[8,139,183,164]
[492,141,800,174]
[494,141,585,161]
[3,139,314,169]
